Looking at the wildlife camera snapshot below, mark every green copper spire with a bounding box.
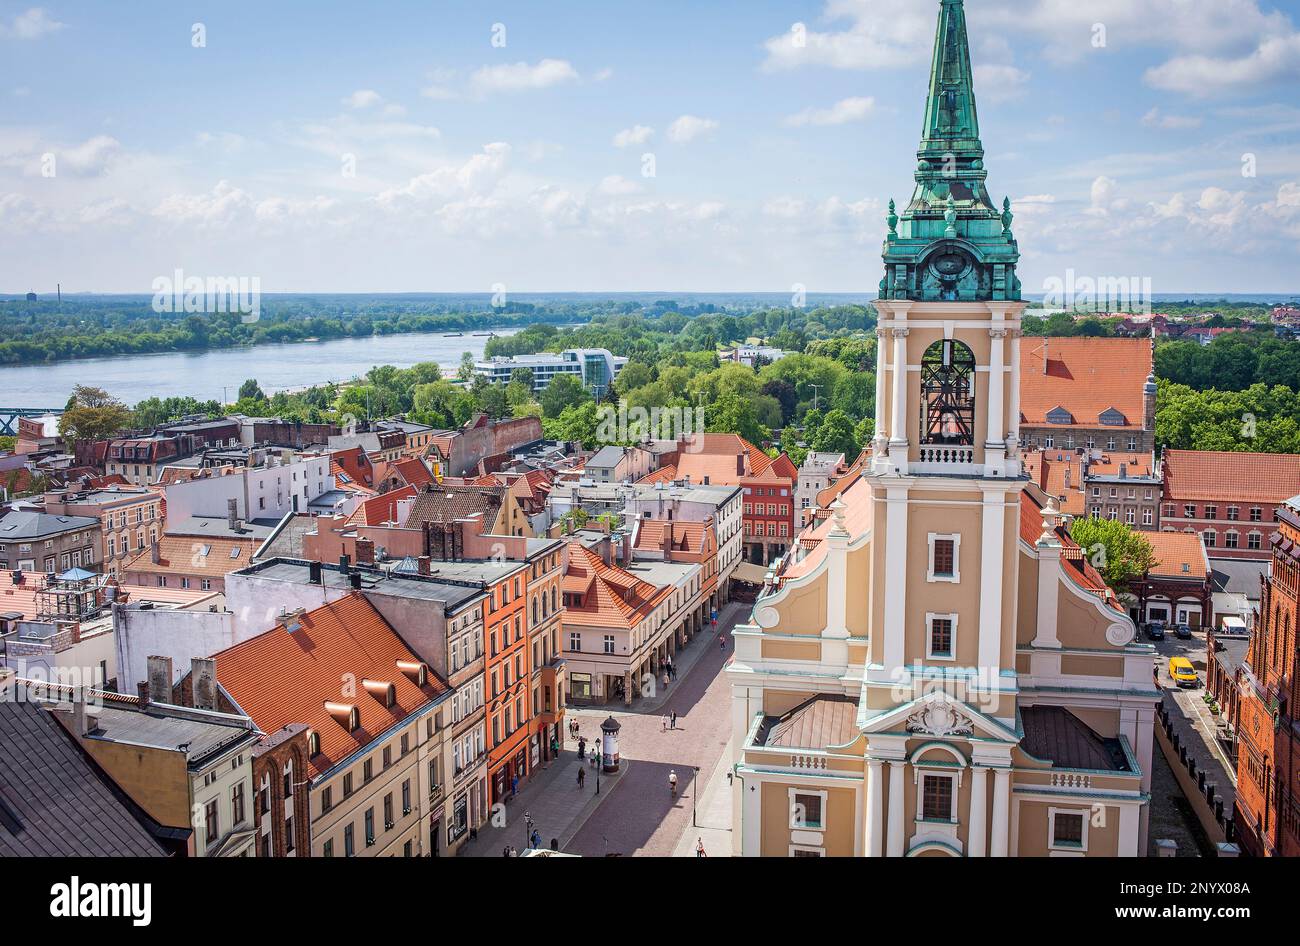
[921,0,982,161]
[880,0,1020,303]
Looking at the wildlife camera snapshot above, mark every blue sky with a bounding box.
[2,0,1299,295]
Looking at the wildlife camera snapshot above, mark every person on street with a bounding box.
[670,710,677,730]
[668,769,678,797]
[662,713,668,731]
[577,767,586,789]
[578,737,586,759]
[696,837,706,858]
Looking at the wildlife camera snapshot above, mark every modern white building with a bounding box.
[474,349,628,398]
[163,452,334,523]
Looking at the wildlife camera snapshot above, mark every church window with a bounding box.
[920,774,954,822]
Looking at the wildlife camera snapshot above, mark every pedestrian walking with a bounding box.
[578,737,586,759]
[668,770,678,797]
[670,710,677,730]
[662,671,670,691]
[577,767,586,789]
[719,635,726,653]
[511,774,519,798]
[662,714,669,731]
[696,837,706,858]
[595,749,602,769]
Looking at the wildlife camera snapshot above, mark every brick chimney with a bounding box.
[417,555,431,577]
[356,538,375,566]
[150,538,160,565]
[227,497,240,532]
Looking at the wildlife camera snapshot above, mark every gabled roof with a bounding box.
[1019,338,1151,430]
[212,594,449,778]
[0,699,169,856]
[348,485,416,526]
[634,519,709,554]
[1163,449,1300,504]
[562,543,671,630]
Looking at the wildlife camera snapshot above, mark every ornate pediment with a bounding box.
[905,701,975,738]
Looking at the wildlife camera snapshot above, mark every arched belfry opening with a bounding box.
[920,339,976,446]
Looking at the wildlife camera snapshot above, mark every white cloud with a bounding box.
[972,64,1029,103]
[420,69,459,101]
[667,115,718,144]
[593,68,614,82]
[784,96,875,127]
[612,125,654,148]
[469,59,579,95]
[342,89,385,110]
[0,7,65,40]
[153,180,254,226]
[1145,33,1300,97]
[596,175,641,196]
[376,142,513,210]
[58,135,121,176]
[765,0,1300,100]
[1141,107,1203,130]
[761,4,934,71]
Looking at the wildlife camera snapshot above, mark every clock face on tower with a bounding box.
[929,248,973,281]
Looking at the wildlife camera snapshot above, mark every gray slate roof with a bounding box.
[0,510,98,540]
[0,701,168,857]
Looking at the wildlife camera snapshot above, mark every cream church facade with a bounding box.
[726,0,1158,858]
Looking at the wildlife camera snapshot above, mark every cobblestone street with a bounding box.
[564,601,743,857]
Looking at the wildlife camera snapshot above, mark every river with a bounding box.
[0,329,522,408]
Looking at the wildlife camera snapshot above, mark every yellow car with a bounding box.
[1168,657,1199,688]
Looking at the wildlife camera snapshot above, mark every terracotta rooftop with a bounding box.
[1019,337,1151,430]
[1146,529,1210,581]
[347,485,416,526]
[212,594,448,778]
[562,543,671,630]
[124,534,256,578]
[1163,449,1300,504]
[633,519,708,554]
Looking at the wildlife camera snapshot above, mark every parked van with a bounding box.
[1168,657,1198,688]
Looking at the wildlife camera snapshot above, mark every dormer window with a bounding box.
[1098,407,1127,427]
[1045,406,1074,426]
[920,339,976,446]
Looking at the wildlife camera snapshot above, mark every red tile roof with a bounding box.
[1146,530,1210,580]
[562,544,671,630]
[1019,337,1151,429]
[347,485,416,526]
[1163,449,1300,504]
[634,519,708,554]
[212,594,448,778]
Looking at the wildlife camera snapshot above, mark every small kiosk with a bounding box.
[600,716,621,773]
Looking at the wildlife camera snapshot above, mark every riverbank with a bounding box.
[0,327,524,409]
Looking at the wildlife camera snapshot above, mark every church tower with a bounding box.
[727,0,1152,860]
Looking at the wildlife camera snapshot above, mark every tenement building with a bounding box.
[726,0,1156,858]
[1234,494,1300,856]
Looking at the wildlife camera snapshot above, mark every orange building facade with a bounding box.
[484,561,532,805]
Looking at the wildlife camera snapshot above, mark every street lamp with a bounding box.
[524,810,535,850]
[692,766,700,827]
